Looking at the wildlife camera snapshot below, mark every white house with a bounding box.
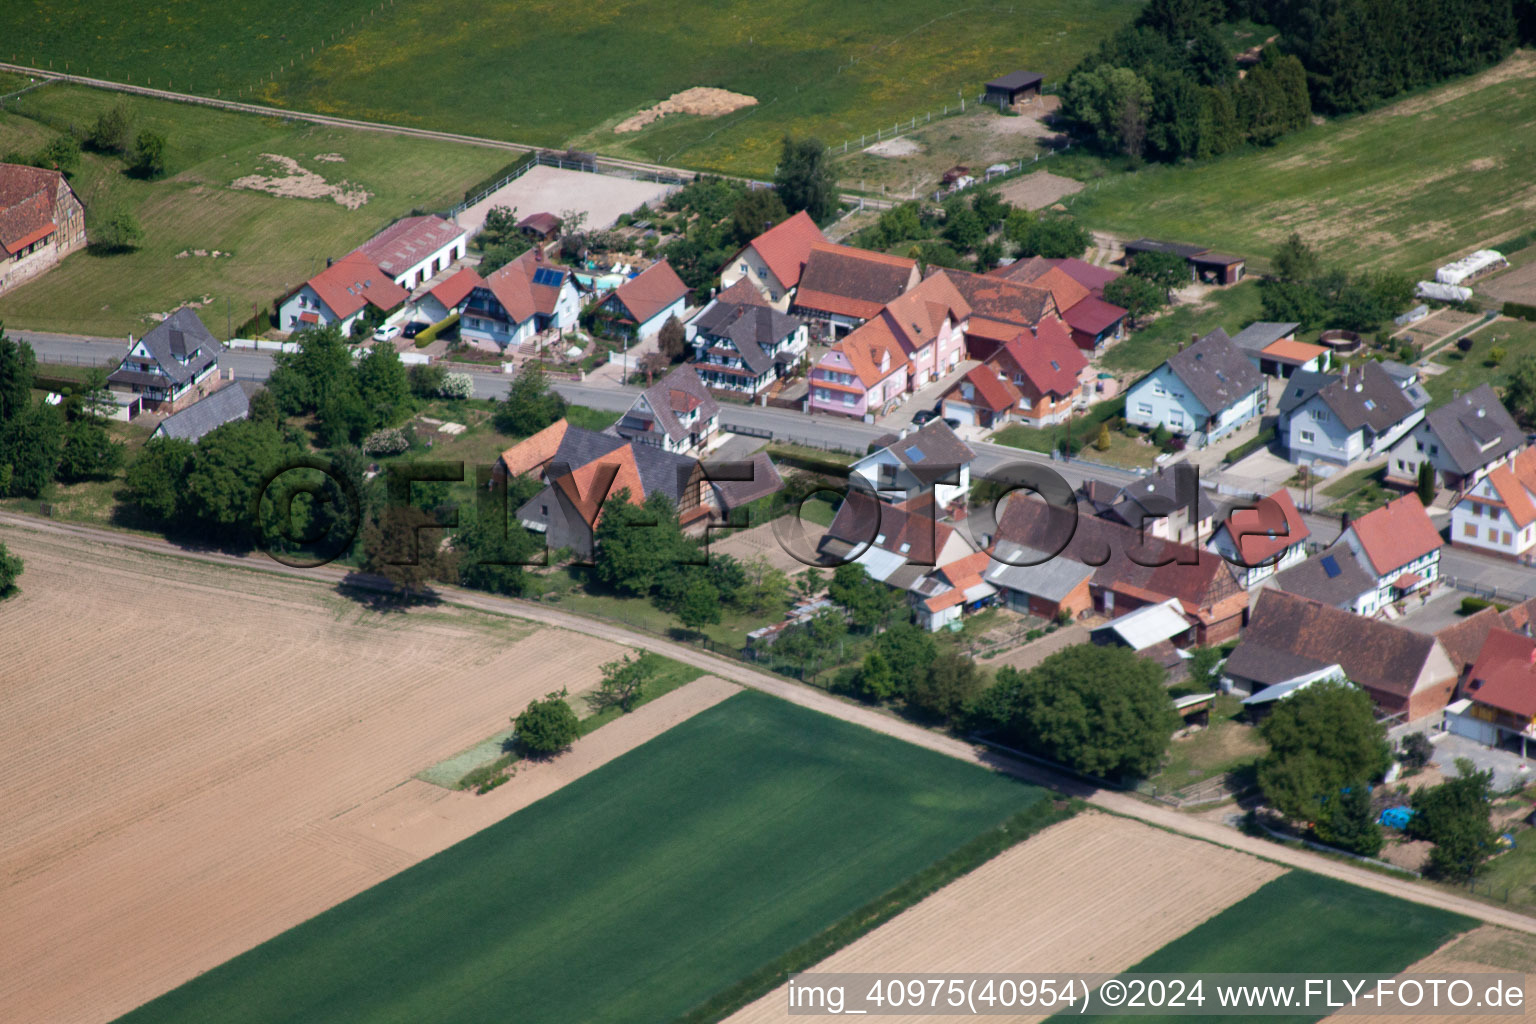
[718,210,827,309]
[107,308,223,412]
[357,215,467,291]
[1384,383,1523,495]
[461,250,582,350]
[1278,361,1429,466]
[689,291,809,397]
[850,420,976,510]
[1124,328,1265,444]
[596,260,689,341]
[1207,487,1310,588]
[1337,493,1444,615]
[278,251,409,335]
[614,365,721,456]
[1450,447,1536,562]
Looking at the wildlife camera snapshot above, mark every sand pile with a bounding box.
[615,87,757,133]
[231,154,371,209]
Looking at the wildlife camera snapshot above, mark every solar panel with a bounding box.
[904,446,926,462]
[1049,360,1060,371]
[1321,555,1341,578]
[532,267,563,287]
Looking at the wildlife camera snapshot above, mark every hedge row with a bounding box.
[1503,301,1536,323]
[414,311,460,347]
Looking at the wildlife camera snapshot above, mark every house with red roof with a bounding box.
[1446,627,1536,753]
[414,266,484,324]
[719,210,828,309]
[357,215,467,290]
[278,250,409,335]
[1337,493,1444,614]
[1207,488,1310,588]
[791,242,919,338]
[461,249,582,350]
[595,260,689,340]
[939,316,1087,428]
[0,162,86,297]
[1450,447,1536,561]
[989,257,1127,351]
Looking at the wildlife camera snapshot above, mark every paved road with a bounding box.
[4,508,1533,935]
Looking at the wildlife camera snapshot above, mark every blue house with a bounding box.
[1124,328,1266,445]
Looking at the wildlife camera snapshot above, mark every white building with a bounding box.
[1450,447,1536,561]
[1207,487,1310,589]
[460,250,583,350]
[106,308,223,412]
[850,420,976,510]
[278,251,409,335]
[357,215,467,291]
[595,260,689,341]
[1124,328,1265,444]
[1278,361,1429,466]
[1336,493,1444,615]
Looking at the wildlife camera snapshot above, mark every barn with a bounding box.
[984,71,1044,109]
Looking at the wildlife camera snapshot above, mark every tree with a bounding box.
[37,134,81,177]
[1506,355,1536,427]
[513,690,580,756]
[1063,65,1152,157]
[0,326,38,425]
[454,502,538,596]
[853,648,899,702]
[478,238,533,275]
[985,645,1178,779]
[56,418,124,482]
[1102,274,1165,325]
[1094,421,1112,452]
[0,539,20,596]
[0,403,62,497]
[1186,646,1223,691]
[1416,460,1436,506]
[731,187,788,246]
[125,436,194,521]
[1257,679,1392,823]
[1259,278,1329,331]
[354,342,413,429]
[594,489,686,596]
[1128,250,1189,298]
[408,362,448,399]
[657,315,687,362]
[91,209,143,253]
[130,130,166,179]
[1006,210,1091,260]
[1314,783,1384,856]
[875,621,939,679]
[971,188,1010,231]
[268,324,355,415]
[942,197,985,253]
[87,101,131,155]
[742,556,790,614]
[182,418,295,539]
[361,504,457,596]
[589,652,659,713]
[677,580,723,633]
[1408,762,1496,879]
[494,363,567,436]
[907,649,983,723]
[1400,732,1434,771]
[773,136,837,222]
[1273,233,1321,285]
[828,562,896,630]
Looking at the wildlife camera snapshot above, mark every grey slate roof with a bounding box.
[626,365,720,445]
[1304,361,1426,433]
[985,540,1092,602]
[544,423,700,503]
[693,302,803,375]
[129,308,221,385]
[1419,383,1522,475]
[153,382,257,443]
[1165,328,1264,415]
[1125,239,1208,259]
[1229,321,1300,353]
[884,419,976,472]
[1111,469,1218,527]
[708,451,784,510]
[1277,369,1332,416]
[986,70,1044,91]
[1273,543,1376,609]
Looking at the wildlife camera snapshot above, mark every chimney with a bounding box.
[1477,406,1486,418]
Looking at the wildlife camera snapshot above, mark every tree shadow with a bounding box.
[334,571,444,612]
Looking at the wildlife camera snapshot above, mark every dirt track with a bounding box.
[727,812,1284,1023]
[0,525,734,1024]
[1321,926,1536,1022]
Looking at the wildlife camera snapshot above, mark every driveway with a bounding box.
[1430,732,1535,793]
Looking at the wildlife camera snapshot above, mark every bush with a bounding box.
[513,689,580,756]
[361,427,409,456]
[1456,336,1475,353]
[1460,596,1492,615]
[1400,732,1434,772]
[414,312,460,347]
[439,372,474,399]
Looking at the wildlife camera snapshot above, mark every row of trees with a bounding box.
[852,189,1091,274]
[1260,233,1414,332]
[266,325,414,447]
[0,329,125,498]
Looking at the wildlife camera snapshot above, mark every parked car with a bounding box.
[373,324,402,342]
[402,321,431,339]
[943,417,961,430]
[911,409,938,426]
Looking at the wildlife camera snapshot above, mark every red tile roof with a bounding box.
[1061,295,1127,337]
[357,215,464,280]
[940,269,1055,327]
[743,210,827,290]
[1032,266,1090,313]
[1347,493,1444,576]
[517,212,561,234]
[610,260,688,324]
[714,276,769,307]
[497,419,571,479]
[877,271,970,356]
[429,266,484,310]
[1000,316,1086,397]
[946,364,1021,414]
[1052,257,1122,294]
[1261,338,1329,365]
[0,163,65,254]
[1220,488,1308,566]
[306,251,409,320]
[1466,628,1536,718]
[1477,448,1536,528]
[827,317,906,388]
[553,445,646,527]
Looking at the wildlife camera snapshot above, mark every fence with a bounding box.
[446,150,694,220]
[825,96,983,157]
[29,350,126,368]
[1251,818,1422,878]
[227,338,299,354]
[1443,575,1533,605]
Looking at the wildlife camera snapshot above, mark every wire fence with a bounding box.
[825,95,985,157]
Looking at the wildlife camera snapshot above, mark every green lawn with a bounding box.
[1423,317,1536,405]
[991,397,1127,456]
[1460,823,1536,915]
[1145,694,1266,797]
[1098,279,1265,375]
[0,84,510,337]
[1320,464,1394,519]
[1069,52,1536,277]
[0,0,1139,176]
[1051,871,1476,1024]
[117,690,1046,1024]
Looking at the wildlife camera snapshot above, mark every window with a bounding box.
[1430,445,1439,455]
[1489,526,1499,540]
[1504,532,1514,545]
[1300,430,1316,444]
[1464,522,1478,537]
[1137,403,1153,416]
[1312,409,1329,421]
[1152,382,1166,396]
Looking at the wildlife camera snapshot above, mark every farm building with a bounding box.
[357,215,467,291]
[0,162,87,297]
[1123,239,1245,285]
[107,308,223,413]
[1443,628,1536,753]
[984,70,1044,108]
[1230,322,1329,378]
[516,212,562,241]
[910,551,997,632]
[151,381,259,443]
[983,541,1094,621]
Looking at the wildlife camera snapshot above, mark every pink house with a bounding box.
[879,272,971,387]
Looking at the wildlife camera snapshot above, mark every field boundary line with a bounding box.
[4,508,1535,935]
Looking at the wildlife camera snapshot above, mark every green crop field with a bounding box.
[1069,51,1536,277]
[0,85,510,337]
[1051,871,1476,1024]
[116,690,1045,1024]
[0,0,1139,175]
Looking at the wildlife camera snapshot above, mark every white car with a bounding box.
[373,324,402,342]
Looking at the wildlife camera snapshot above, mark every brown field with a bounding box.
[0,524,733,1024]
[726,811,1287,1023]
[1322,926,1536,1023]
[1479,260,1536,308]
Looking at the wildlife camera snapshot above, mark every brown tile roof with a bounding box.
[1437,606,1505,675]
[0,163,63,254]
[999,316,1086,397]
[1465,628,1536,717]
[710,450,783,510]
[883,419,977,473]
[1219,488,1309,566]
[742,210,827,289]
[794,243,917,320]
[479,256,539,324]
[306,251,408,320]
[553,445,647,527]
[714,276,769,307]
[497,419,571,479]
[944,363,1021,414]
[1031,266,1090,313]
[429,266,483,310]
[1228,589,1442,700]
[1346,493,1443,576]
[941,269,1055,327]
[610,260,688,324]
[631,365,720,444]
[357,215,464,279]
[876,271,971,356]
[1061,294,1127,337]
[517,212,561,234]
[825,491,956,565]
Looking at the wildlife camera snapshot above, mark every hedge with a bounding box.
[1503,301,1536,322]
[414,311,460,347]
